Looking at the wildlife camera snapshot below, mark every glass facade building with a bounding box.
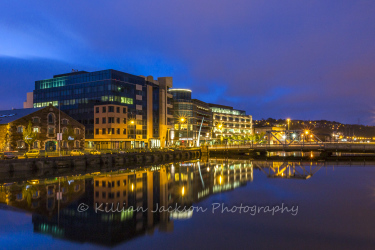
[169,89,213,146]
[32,70,173,148]
[169,89,252,146]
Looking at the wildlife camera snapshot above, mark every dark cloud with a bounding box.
[0,0,374,124]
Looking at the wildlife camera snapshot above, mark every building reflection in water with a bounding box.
[0,158,318,247]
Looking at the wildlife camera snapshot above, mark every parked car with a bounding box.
[3,152,18,160]
[90,150,101,155]
[70,149,84,156]
[24,150,45,158]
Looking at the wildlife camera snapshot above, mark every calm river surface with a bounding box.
[0,158,374,249]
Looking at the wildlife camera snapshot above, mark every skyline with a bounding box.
[1,1,375,124]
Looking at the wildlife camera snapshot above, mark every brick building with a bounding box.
[0,105,85,152]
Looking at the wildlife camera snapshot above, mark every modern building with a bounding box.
[91,104,129,149]
[29,69,174,149]
[210,103,252,143]
[0,105,85,152]
[169,89,213,146]
[169,89,253,146]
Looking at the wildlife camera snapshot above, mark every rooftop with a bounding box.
[0,108,41,124]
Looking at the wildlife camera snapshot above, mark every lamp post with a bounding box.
[216,123,223,145]
[305,130,309,144]
[130,120,135,149]
[287,118,290,130]
[179,117,187,147]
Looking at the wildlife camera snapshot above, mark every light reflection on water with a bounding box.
[0,158,375,249]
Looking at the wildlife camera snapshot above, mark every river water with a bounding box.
[0,158,374,249]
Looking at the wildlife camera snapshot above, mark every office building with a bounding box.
[29,69,174,149]
[169,89,213,146]
[169,89,252,146]
[210,103,253,142]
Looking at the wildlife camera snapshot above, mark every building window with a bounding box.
[95,129,99,135]
[102,117,106,124]
[33,117,40,123]
[102,192,106,198]
[117,180,120,187]
[117,128,120,134]
[102,128,106,134]
[75,141,80,148]
[17,140,25,148]
[33,127,39,133]
[102,181,106,187]
[48,114,54,124]
[102,107,106,113]
[33,141,39,149]
[109,106,114,112]
[108,128,111,135]
[123,108,126,114]
[48,127,55,134]
[95,118,99,124]
[63,141,67,148]
[117,117,120,124]
[95,191,99,198]
[62,119,68,125]
[108,117,114,123]
[96,107,99,113]
[95,181,99,187]
[123,129,126,135]
[16,193,23,201]
[75,128,80,135]
[62,127,68,134]
[123,118,126,124]
[123,180,126,185]
[123,191,126,196]
[17,126,23,133]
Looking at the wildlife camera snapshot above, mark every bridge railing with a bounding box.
[208,142,375,151]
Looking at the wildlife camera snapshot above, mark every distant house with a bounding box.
[0,104,84,151]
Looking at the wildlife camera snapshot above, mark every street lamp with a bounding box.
[216,123,223,145]
[179,116,188,146]
[287,118,290,130]
[130,119,136,149]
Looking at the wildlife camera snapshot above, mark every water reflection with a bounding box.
[0,159,257,246]
[254,161,322,179]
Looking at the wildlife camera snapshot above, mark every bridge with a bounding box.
[207,143,375,156]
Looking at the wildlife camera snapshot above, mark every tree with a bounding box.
[63,125,75,149]
[23,121,37,150]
